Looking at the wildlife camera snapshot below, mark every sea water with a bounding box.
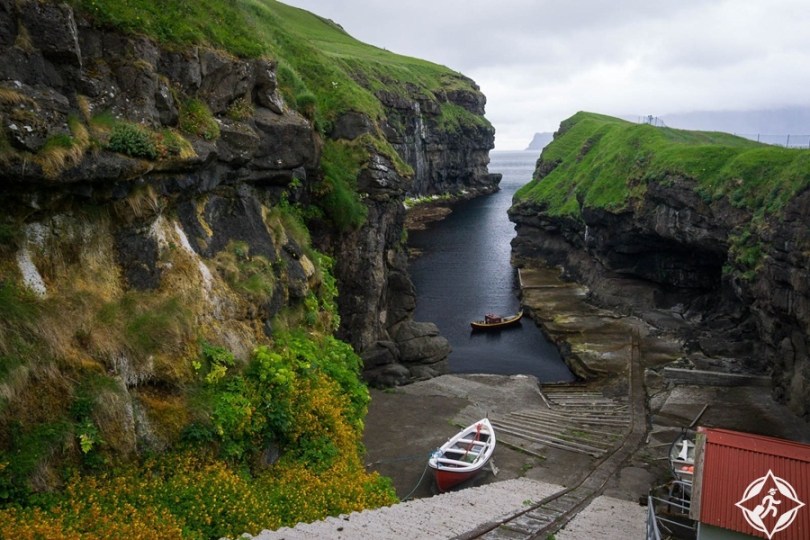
[408,151,575,382]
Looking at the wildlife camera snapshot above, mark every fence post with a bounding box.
[787,134,790,147]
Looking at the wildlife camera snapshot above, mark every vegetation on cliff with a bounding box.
[514,111,810,277]
[67,0,489,230]
[511,113,810,418]
[0,202,395,538]
[515,111,810,220]
[0,1,498,534]
[68,0,477,116]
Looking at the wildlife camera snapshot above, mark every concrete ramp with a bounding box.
[249,478,562,540]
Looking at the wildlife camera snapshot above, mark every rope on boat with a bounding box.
[401,459,432,502]
[367,449,438,501]
[365,452,427,466]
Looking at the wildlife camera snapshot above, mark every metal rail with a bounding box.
[455,332,648,539]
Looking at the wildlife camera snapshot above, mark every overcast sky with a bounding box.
[282,1,810,150]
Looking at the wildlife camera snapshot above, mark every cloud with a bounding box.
[283,0,810,149]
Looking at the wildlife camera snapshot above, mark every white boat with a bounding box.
[428,418,496,492]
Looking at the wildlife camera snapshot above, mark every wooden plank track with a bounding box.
[475,382,630,458]
[455,332,648,539]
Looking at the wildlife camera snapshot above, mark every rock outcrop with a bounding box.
[510,122,810,417]
[377,86,500,197]
[0,0,497,395]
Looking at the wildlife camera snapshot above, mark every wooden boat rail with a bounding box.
[470,310,524,331]
[455,332,647,540]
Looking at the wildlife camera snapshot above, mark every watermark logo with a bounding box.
[735,469,805,539]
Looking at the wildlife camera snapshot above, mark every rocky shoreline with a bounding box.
[363,254,810,504]
[515,260,809,485]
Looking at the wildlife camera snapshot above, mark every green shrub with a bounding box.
[296,91,317,120]
[226,97,255,121]
[318,139,368,231]
[729,227,765,280]
[107,122,158,159]
[153,129,194,158]
[0,420,72,503]
[179,98,220,141]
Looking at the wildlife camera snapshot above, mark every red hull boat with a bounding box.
[428,418,496,492]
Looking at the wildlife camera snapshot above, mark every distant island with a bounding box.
[525,132,554,151]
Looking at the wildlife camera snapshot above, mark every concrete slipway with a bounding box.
[249,478,645,539]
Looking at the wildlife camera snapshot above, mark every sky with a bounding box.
[282,1,810,150]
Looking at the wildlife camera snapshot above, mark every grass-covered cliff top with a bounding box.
[514,111,810,219]
[69,0,486,128]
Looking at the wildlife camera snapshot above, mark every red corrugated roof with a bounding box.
[695,427,810,540]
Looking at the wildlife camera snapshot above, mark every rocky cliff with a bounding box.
[0,0,497,493]
[327,77,500,386]
[510,112,810,417]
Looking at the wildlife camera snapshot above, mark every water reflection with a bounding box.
[408,151,574,382]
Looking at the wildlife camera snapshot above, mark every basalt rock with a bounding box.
[377,77,501,197]
[1,0,497,393]
[511,167,810,417]
[327,150,451,384]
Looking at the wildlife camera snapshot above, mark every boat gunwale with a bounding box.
[470,310,523,330]
[428,418,496,474]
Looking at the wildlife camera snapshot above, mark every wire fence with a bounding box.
[735,133,810,148]
[635,115,810,149]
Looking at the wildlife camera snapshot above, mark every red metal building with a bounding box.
[690,427,810,539]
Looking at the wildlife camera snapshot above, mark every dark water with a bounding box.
[408,151,575,382]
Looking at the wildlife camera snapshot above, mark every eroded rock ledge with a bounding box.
[0,0,501,388]
[510,175,810,418]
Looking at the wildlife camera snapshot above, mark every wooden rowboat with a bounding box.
[470,310,523,331]
[428,418,496,492]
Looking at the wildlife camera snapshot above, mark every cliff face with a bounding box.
[510,113,810,417]
[323,78,499,386]
[376,87,500,196]
[0,0,497,479]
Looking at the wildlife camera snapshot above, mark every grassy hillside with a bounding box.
[70,0,483,131]
[515,111,810,219]
[0,2,489,536]
[66,0,490,232]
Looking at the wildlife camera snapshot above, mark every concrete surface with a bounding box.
[556,495,647,539]
[250,478,562,539]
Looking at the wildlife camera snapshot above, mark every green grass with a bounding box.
[319,138,370,230]
[515,111,809,220]
[69,0,479,129]
[67,0,490,231]
[0,282,39,325]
